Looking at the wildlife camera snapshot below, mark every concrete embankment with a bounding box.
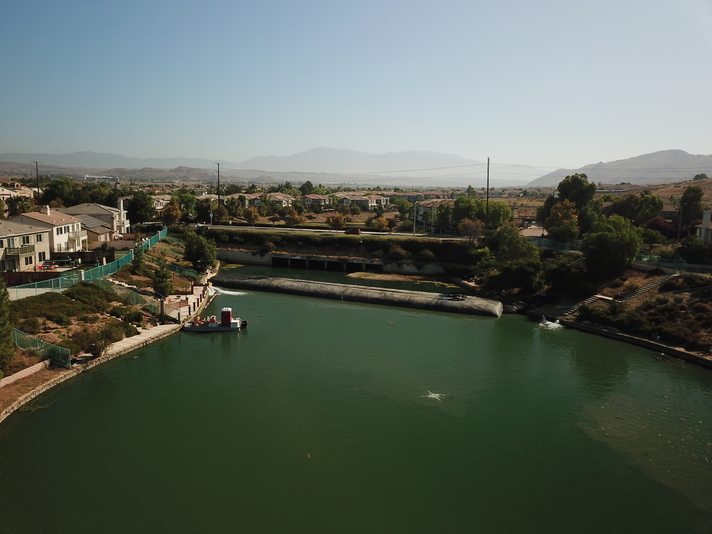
[211,274,503,318]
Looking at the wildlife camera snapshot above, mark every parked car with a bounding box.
[38,261,57,271]
[344,228,361,235]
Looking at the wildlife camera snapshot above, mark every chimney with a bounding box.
[42,205,51,215]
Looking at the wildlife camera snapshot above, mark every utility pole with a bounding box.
[215,162,222,223]
[485,157,490,228]
[413,201,417,237]
[32,161,41,201]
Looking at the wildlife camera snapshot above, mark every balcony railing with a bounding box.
[6,245,35,256]
[68,230,88,242]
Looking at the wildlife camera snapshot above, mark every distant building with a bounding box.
[696,211,712,244]
[56,201,130,234]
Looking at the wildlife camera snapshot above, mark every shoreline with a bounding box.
[212,273,503,317]
[0,286,217,428]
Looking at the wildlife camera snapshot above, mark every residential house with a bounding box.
[73,214,115,246]
[366,195,389,208]
[336,194,377,210]
[416,199,454,223]
[302,194,332,207]
[0,219,51,272]
[56,201,130,234]
[11,206,87,253]
[151,194,173,211]
[267,192,294,207]
[696,211,712,244]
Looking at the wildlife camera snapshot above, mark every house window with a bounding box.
[22,235,30,245]
[57,227,63,235]
[24,256,33,266]
[0,239,3,248]
[38,251,46,262]
[36,233,43,242]
[64,225,70,233]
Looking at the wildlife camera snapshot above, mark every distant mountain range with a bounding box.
[1,148,710,188]
[0,151,227,171]
[527,150,712,187]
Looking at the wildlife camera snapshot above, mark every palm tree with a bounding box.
[5,196,34,216]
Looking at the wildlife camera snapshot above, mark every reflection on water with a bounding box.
[219,262,464,293]
[1,292,711,533]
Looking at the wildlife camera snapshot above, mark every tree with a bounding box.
[637,192,663,222]
[678,236,712,264]
[556,173,596,209]
[225,197,243,219]
[195,198,214,224]
[544,199,579,242]
[453,197,477,224]
[39,176,79,206]
[679,185,705,229]
[645,216,669,236]
[0,276,14,376]
[581,215,643,276]
[610,194,640,221]
[642,228,664,257]
[244,206,259,226]
[693,173,708,181]
[132,242,145,274]
[325,213,346,230]
[161,197,182,226]
[152,254,174,298]
[436,203,452,232]
[486,201,514,228]
[5,196,34,216]
[127,191,156,223]
[536,195,559,225]
[391,198,412,218]
[176,192,197,221]
[484,223,539,264]
[457,218,484,245]
[373,216,389,232]
[299,181,314,196]
[184,232,217,272]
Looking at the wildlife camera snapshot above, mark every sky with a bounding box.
[1,0,712,172]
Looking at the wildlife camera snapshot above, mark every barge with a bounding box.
[183,307,247,333]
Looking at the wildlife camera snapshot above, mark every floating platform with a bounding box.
[212,274,503,318]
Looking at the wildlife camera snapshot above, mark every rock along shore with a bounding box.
[211,274,503,318]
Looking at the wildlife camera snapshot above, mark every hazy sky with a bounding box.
[2,0,711,170]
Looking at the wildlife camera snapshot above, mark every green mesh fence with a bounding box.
[13,328,72,369]
[7,229,168,300]
[88,278,183,321]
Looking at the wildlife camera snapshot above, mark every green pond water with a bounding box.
[1,287,712,533]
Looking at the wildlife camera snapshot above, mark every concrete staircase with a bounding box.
[560,274,679,317]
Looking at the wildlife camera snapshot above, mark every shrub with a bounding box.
[124,311,144,325]
[110,306,129,319]
[56,313,70,326]
[625,282,640,292]
[64,282,126,311]
[20,317,41,334]
[692,302,711,314]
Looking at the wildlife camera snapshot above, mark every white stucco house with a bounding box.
[11,206,87,253]
[0,219,51,272]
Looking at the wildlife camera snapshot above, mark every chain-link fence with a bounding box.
[7,229,168,300]
[13,328,72,368]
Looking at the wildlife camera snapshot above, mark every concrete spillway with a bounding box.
[212,274,503,318]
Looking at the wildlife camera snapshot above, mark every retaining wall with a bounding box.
[212,274,503,317]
